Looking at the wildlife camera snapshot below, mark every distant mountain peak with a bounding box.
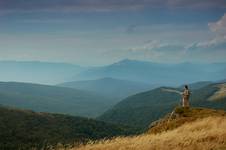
[113,59,135,65]
[112,59,157,67]
[97,77,115,81]
[119,58,133,62]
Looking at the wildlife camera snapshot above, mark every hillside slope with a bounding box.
[0,82,114,117]
[74,108,226,150]
[149,107,226,134]
[98,87,180,128]
[98,83,226,128]
[58,77,153,100]
[0,106,136,150]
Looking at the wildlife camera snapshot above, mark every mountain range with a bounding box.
[74,59,226,86]
[1,59,225,86]
[58,77,154,100]
[0,82,114,117]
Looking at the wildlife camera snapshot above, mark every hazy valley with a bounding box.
[0,60,226,149]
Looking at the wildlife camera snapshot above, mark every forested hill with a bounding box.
[0,81,113,117]
[0,106,136,150]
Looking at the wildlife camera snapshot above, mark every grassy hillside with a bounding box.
[98,83,226,128]
[207,83,226,101]
[149,107,226,134]
[191,83,226,108]
[58,77,153,100]
[0,106,137,150]
[72,108,226,150]
[0,82,114,117]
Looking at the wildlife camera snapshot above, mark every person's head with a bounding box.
[184,85,188,89]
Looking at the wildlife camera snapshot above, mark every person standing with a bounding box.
[182,85,191,108]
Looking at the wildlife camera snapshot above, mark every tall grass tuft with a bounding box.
[69,116,226,150]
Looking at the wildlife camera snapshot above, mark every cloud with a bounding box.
[208,13,226,36]
[129,40,184,53]
[0,0,225,13]
[194,37,226,48]
[107,14,226,63]
[135,14,226,62]
[188,13,226,49]
[105,40,186,62]
[119,38,226,63]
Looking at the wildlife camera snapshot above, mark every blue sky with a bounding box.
[0,0,226,65]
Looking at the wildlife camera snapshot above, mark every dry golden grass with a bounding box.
[69,116,226,150]
[149,107,226,134]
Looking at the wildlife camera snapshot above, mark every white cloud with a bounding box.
[182,14,226,63]
[129,40,160,52]
[103,13,226,63]
[195,37,226,48]
[191,13,226,48]
[208,13,226,34]
[117,40,186,62]
[129,40,184,52]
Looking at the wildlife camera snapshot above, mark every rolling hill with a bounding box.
[0,82,115,117]
[0,61,83,84]
[75,108,226,150]
[58,77,154,100]
[0,106,136,150]
[98,82,226,128]
[74,59,226,86]
[179,81,213,90]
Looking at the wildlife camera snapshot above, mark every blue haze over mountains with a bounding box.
[0,61,84,85]
[74,59,226,86]
[58,77,153,100]
[0,59,225,119]
[0,59,225,86]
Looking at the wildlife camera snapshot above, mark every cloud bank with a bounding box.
[111,13,226,63]
[191,13,226,48]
